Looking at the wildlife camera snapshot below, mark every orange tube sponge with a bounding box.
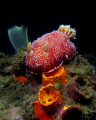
[33,101,55,120]
[38,84,62,112]
[42,66,67,86]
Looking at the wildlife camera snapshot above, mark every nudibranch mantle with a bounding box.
[25,25,77,74]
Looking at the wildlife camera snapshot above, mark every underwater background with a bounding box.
[0,7,96,56]
[0,4,96,120]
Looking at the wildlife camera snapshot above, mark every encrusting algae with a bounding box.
[1,24,96,120]
[14,75,28,85]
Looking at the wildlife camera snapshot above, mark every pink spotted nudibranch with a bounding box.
[25,25,77,74]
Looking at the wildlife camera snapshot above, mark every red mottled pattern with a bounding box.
[25,31,77,74]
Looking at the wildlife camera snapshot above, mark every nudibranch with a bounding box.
[25,25,77,74]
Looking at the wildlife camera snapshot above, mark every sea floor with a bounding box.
[0,50,96,120]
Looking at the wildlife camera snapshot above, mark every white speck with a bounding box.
[29,50,33,56]
[65,55,68,59]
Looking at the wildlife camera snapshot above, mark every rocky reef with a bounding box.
[0,49,96,120]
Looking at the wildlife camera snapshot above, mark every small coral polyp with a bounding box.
[25,25,77,74]
[38,84,62,112]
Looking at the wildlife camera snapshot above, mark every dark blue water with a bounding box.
[0,11,96,56]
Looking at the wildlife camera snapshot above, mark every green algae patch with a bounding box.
[53,82,64,90]
[64,55,95,80]
[0,50,38,119]
[11,48,27,76]
[0,75,37,119]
